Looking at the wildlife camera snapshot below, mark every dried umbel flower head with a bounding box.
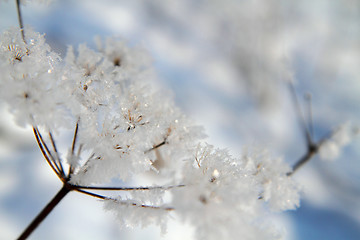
[0,27,66,129]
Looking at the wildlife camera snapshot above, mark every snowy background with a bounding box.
[0,0,360,239]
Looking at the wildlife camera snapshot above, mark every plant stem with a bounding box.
[15,0,26,44]
[287,144,318,176]
[17,185,71,240]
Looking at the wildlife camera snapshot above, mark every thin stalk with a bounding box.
[15,0,26,44]
[287,144,318,176]
[287,129,332,176]
[305,93,314,140]
[33,127,61,179]
[17,185,71,240]
[69,120,79,175]
[71,121,79,155]
[49,131,65,176]
[145,140,167,153]
[75,189,174,211]
[288,82,313,145]
[35,128,62,176]
[75,184,185,191]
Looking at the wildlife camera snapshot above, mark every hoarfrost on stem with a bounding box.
[170,143,299,240]
[63,38,205,184]
[0,25,301,240]
[1,8,353,238]
[242,148,300,211]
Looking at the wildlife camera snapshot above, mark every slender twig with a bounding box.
[17,185,71,240]
[286,86,326,176]
[33,127,61,179]
[305,93,314,140]
[15,0,26,44]
[287,128,332,176]
[69,120,80,175]
[75,189,174,211]
[35,127,63,177]
[74,188,106,199]
[75,184,185,191]
[145,140,167,153]
[48,131,65,176]
[288,82,313,146]
[287,111,345,176]
[71,120,79,155]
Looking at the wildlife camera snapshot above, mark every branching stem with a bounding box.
[24,124,179,239]
[33,127,62,180]
[287,144,318,176]
[75,184,185,191]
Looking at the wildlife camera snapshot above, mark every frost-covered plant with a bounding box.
[0,1,355,240]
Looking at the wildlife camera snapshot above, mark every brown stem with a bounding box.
[75,184,185,191]
[49,131,65,176]
[17,185,71,240]
[145,140,167,153]
[287,144,318,176]
[15,0,26,44]
[69,120,80,175]
[33,127,62,179]
[288,82,313,146]
[75,189,174,211]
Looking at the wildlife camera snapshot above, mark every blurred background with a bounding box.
[0,0,360,239]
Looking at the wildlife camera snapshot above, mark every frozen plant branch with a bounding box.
[75,184,185,191]
[19,123,185,239]
[287,142,319,176]
[75,188,174,211]
[33,127,63,180]
[1,1,354,240]
[286,87,353,175]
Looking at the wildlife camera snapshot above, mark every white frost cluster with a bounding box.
[0,27,202,184]
[104,196,169,234]
[319,123,355,161]
[0,27,66,129]
[63,37,205,184]
[0,27,301,240]
[170,144,299,240]
[242,148,300,211]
